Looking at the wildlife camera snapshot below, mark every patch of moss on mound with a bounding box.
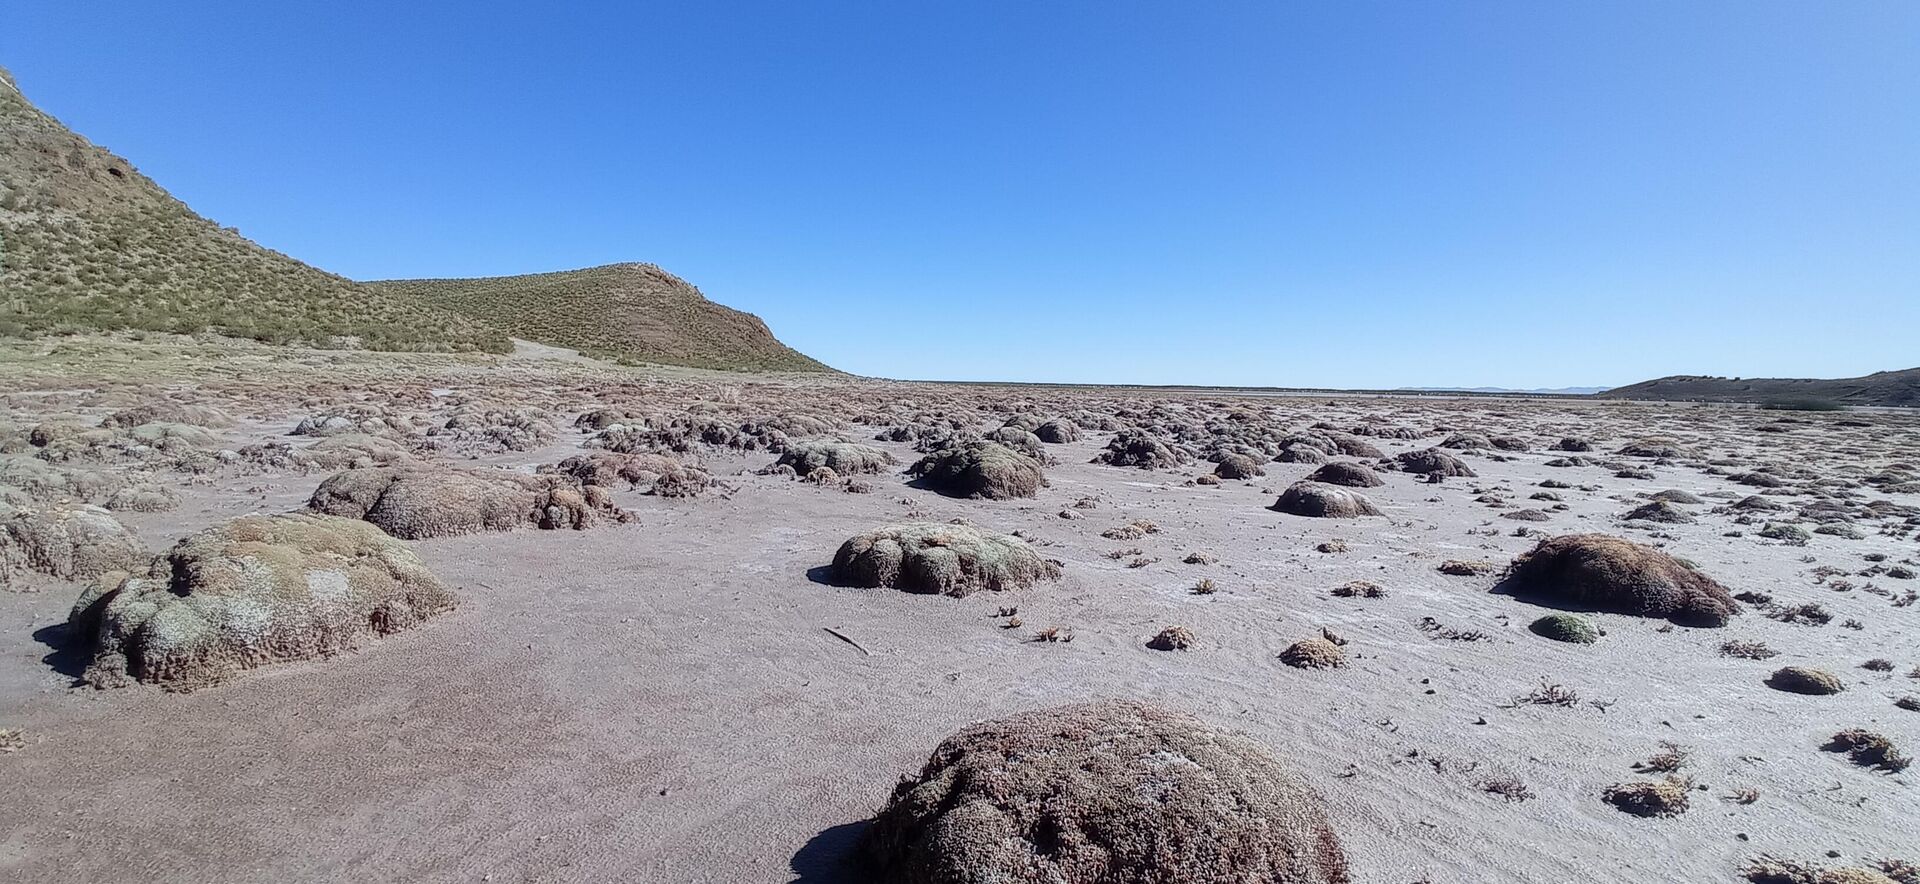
[1529,614,1599,644]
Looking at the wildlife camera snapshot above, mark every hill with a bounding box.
[0,66,507,353]
[1596,368,1920,407]
[369,263,831,372]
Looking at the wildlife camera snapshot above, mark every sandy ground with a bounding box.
[0,351,1916,883]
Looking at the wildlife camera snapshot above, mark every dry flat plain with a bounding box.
[0,337,1916,884]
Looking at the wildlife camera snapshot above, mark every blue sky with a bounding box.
[7,2,1916,387]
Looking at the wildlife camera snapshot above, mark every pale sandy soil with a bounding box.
[0,342,1915,883]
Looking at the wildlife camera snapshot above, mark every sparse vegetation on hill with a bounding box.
[0,67,508,353]
[368,263,830,372]
[1599,369,1920,407]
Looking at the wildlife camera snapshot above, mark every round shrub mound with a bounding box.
[1272,482,1382,519]
[1092,430,1191,470]
[1768,666,1844,695]
[910,441,1047,500]
[1034,420,1080,443]
[70,513,455,691]
[831,522,1060,597]
[858,700,1349,884]
[1307,462,1385,488]
[1214,453,1266,480]
[1,503,148,588]
[1530,614,1599,644]
[1275,445,1329,465]
[1280,638,1347,669]
[544,451,710,498]
[1624,501,1695,524]
[776,441,898,476]
[1394,448,1477,477]
[1501,534,1739,627]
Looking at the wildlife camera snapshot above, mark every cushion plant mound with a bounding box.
[308,463,616,538]
[1394,448,1477,477]
[909,441,1047,500]
[775,441,898,476]
[1500,534,1740,627]
[1529,613,1600,644]
[830,522,1060,597]
[70,513,455,691]
[0,503,147,588]
[1272,482,1382,519]
[1306,461,1385,488]
[858,700,1350,884]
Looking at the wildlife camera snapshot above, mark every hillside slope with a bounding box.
[370,263,831,372]
[0,66,507,353]
[1597,368,1920,407]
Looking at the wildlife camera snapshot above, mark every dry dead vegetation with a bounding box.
[0,339,1916,881]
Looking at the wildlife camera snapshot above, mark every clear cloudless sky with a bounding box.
[5,2,1917,387]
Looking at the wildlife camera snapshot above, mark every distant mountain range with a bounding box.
[1597,368,1920,407]
[1395,386,1612,395]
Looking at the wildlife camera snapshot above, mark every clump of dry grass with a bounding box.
[1479,776,1535,802]
[1508,679,1581,708]
[1280,637,1347,669]
[1825,729,1911,772]
[1418,616,1488,642]
[1438,559,1495,577]
[1031,625,1074,643]
[1603,776,1692,817]
[1636,741,1691,773]
[1147,625,1196,651]
[1101,520,1160,540]
[1720,639,1779,659]
[1765,601,1834,626]
[1741,855,1908,884]
[1332,580,1385,599]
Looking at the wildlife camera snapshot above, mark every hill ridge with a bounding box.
[1597,367,1920,407]
[368,262,831,372]
[0,64,509,353]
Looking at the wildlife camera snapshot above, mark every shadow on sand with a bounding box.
[788,820,869,883]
